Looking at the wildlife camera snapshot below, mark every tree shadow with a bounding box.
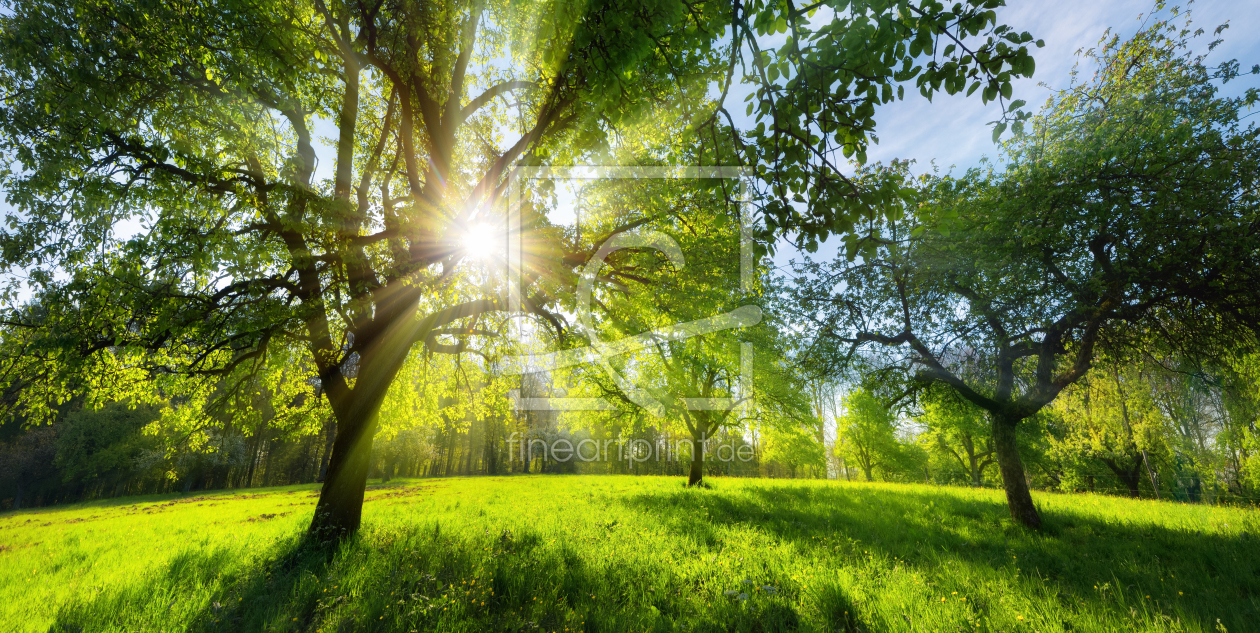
[46,515,810,633]
[49,532,341,633]
[615,482,1259,632]
[42,480,1258,632]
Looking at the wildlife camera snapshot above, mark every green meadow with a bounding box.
[1,476,1257,633]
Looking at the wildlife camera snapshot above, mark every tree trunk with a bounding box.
[317,416,336,482]
[1101,456,1143,498]
[308,291,434,538]
[245,421,264,488]
[991,414,1041,529]
[261,438,276,487]
[308,398,383,540]
[687,426,707,486]
[1145,459,1160,499]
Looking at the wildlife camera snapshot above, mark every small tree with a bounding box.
[835,389,900,481]
[919,389,994,487]
[762,422,826,478]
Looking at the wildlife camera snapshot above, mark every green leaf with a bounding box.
[991,121,1007,142]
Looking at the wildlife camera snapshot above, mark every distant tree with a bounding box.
[0,425,56,510]
[835,389,900,481]
[1223,353,1260,492]
[563,176,812,487]
[919,388,994,487]
[762,421,826,478]
[792,16,1260,527]
[1145,357,1243,502]
[1050,362,1165,498]
[54,402,163,497]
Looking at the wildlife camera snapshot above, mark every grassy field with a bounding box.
[1,476,1257,633]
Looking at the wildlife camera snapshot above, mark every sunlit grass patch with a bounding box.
[1,476,1256,632]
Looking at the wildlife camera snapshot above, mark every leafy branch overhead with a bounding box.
[710,0,1042,254]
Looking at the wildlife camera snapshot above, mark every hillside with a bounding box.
[2,476,1257,633]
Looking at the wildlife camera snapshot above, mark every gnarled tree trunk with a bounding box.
[991,414,1041,529]
[1101,455,1143,498]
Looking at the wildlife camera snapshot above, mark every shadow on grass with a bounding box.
[47,517,809,633]
[617,482,1260,632]
[49,532,340,633]
[44,479,1258,633]
[2,486,323,521]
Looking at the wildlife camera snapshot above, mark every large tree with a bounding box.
[0,0,730,537]
[791,16,1260,527]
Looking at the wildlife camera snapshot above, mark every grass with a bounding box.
[0,476,1257,633]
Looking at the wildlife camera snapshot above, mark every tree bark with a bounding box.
[991,414,1041,529]
[308,287,434,538]
[688,426,707,486]
[317,416,336,483]
[308,384,390,539]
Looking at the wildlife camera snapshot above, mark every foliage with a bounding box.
[0,0,735,532]
[53,401,164,489]
[716,0,1043,255]
[760,421,826,478]
[834,389,900,481]
[1049,362,1167,498]
[534,174,815,484]
[918,386,995,486]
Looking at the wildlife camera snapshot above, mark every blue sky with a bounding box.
[761,0,1260,266]
[861,0,1260,174]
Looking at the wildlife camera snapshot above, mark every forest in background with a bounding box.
[4,293,1257,509]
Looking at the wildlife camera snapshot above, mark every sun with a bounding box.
[461,222,499,261]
